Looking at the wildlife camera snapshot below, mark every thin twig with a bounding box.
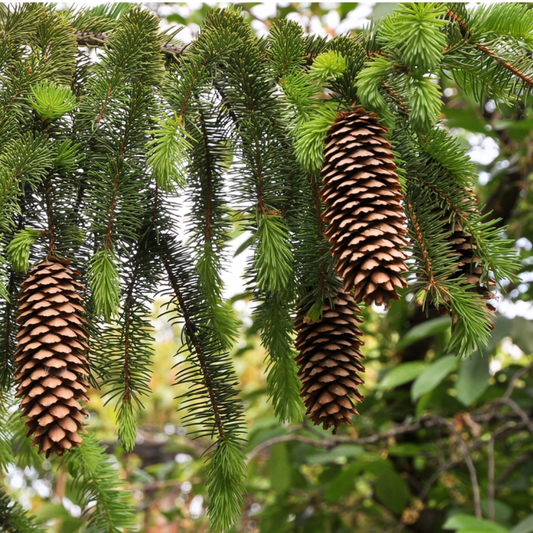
[503,360,533,400]
[499,397,533,435]
[496,450,533,484]
[488,437,495,521]
[412,415,482,518]
[444,8,533,89]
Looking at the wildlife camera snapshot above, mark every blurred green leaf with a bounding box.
[412,355,457,401]
[512,514,533,533]
[443,107,494,136]
[455,352,490,406]
[374,468,410,514]
[398,316,450,348]
[269,442,291,496]
[307,444,364,464]
[379,361,428,389]
[443,514,511,532]
[325,462,364,503]
[510,317,533,354]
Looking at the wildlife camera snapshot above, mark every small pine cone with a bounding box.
[295,289,365,433]
[14,258,90,457]
[321,108,409,307]
[449,223,496,316]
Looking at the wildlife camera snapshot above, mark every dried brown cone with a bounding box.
[14,258,90,457]
[295,289,365,433]
[321,108,409,307]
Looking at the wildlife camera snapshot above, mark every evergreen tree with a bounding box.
[0,3,529,531]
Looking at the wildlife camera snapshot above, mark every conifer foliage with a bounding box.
[0,3,529,531]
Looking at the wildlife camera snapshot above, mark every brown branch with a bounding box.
[44,174,56,255]
[476,45,533,89]
[418,419,520,501]
[503,359,533,400]
[498,397,533,435]
[487,436,495,521]
[496,450,533,484]
[382,82,410,116]
[161,251,225,439]
[445,8,533,89]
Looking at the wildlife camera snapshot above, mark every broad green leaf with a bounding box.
[398,316,450,348]
[510,317,533,354]
[374,468,410,514]
[269,443,291,496]
[325,463,364,503]
[480,499,513,525]
[443,514,510,533]
[512,514,533,533]
[379,361,428,389]
[455,352,490,406]
[443,107,494,136]
[411,355,457,401]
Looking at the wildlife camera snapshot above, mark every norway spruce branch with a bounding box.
[444,4,533,102]
[416,129,519,287]
[184,99,238,350]
[198,11,305,425]
[396,134,495,355]
[96,243,157,452]
[64,433,136,533]
[83,9,164,320]
[159,234,246,532]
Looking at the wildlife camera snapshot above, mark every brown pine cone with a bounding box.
[321,108,409,307]
[14,258,89,457]
[295,289,365,433]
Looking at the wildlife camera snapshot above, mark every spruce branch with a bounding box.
[64,433,136,532]
[75,30,186,63]
[445,6,533,90]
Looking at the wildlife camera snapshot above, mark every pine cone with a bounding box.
[295,289,365,433]
[449,222,496,316]
[321,108,409,307]
[14,258,89,457]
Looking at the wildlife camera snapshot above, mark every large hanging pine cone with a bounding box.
[295,289,365,433]
[14,258,89,457]
[321,108,409,307]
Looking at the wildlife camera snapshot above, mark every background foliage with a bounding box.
[1,3,533,533]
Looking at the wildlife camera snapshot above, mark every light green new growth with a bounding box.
[116,400,137,452]
[255,214,294,294]
[294,103,339,174]
[378,3,447,72]
[308,50,348,82]
[205,437,247,533]
[7,228,42,273]
[409,75,443,133]
[147,114,193,192]
[356,55,394,120]
[88,249,121,322]
[65,433,137,532]
[28,81,77,121]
